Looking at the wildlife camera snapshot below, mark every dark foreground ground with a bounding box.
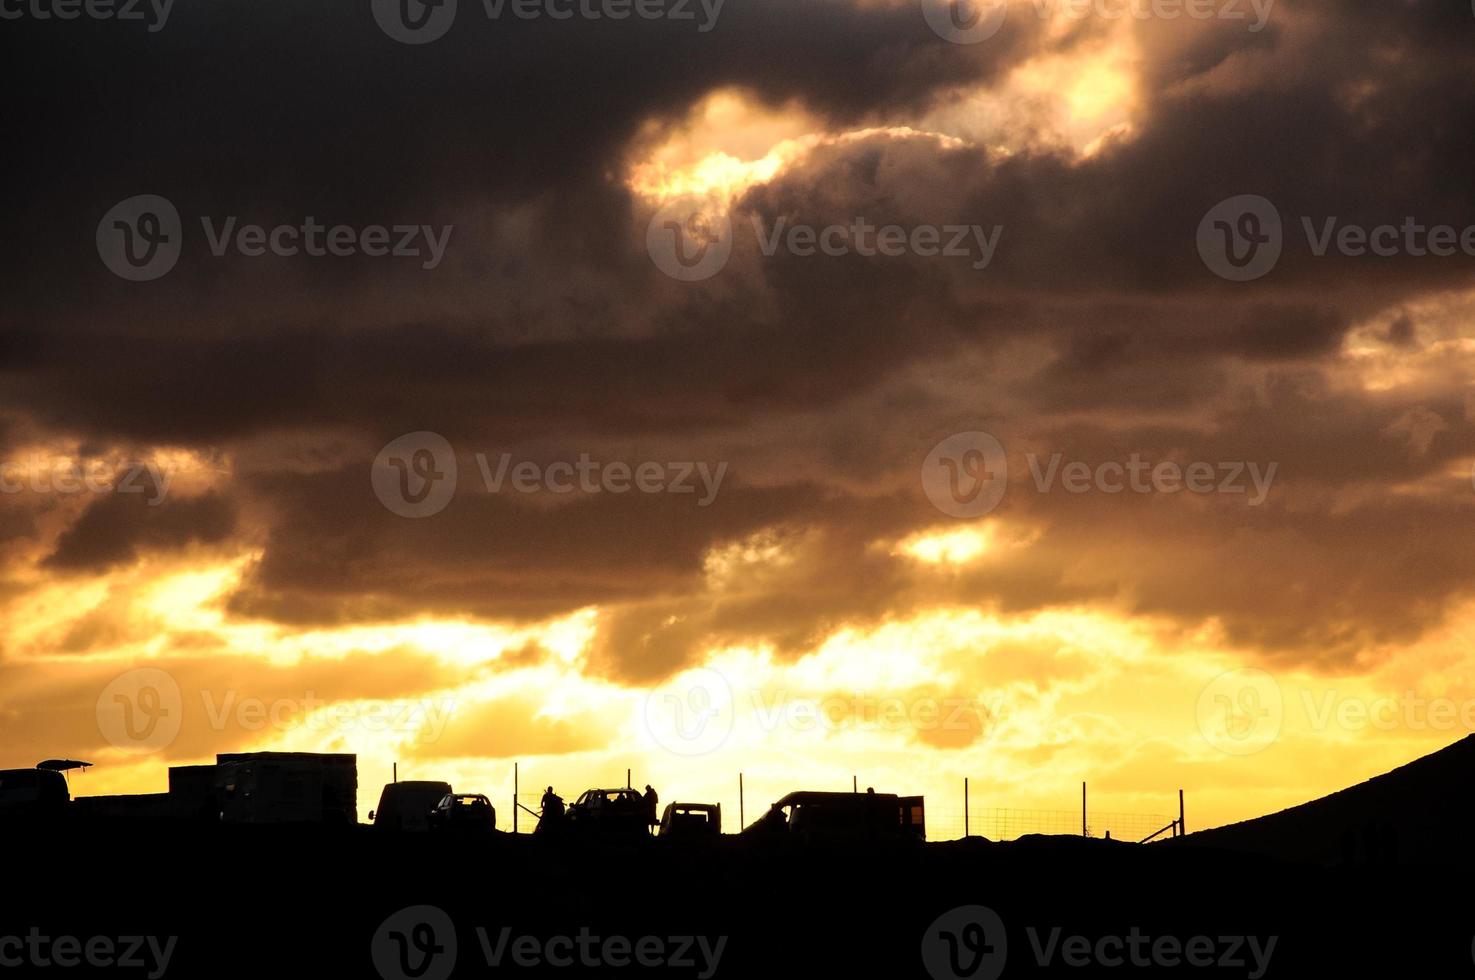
[3,818,1470,978]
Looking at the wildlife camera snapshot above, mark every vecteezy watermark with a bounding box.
[0,930,177,979]
[371,906,726,980]
[97,668,184,754]
[371,0,724,45]
[0,0,175,32]
[373,906,457,980]
[0,455,171,505]
[1199,194,1475,282]
[97,195,453,281]
[96,667,456,753]
[643,666,996,756]
[643,667,736,757]
[646,201,1004,282]
[921,0,1272,45]
[751,216,1003,271]
[646,196,734,282]
[921,432,1009,519]
[750,691,998,740]
[921,906,1277,980]
[1298,690,1475,734]
[1196,668,1283,756]
[1200,667,1475,754]
[372,431,729,518]
[1025,926,1277,977]
[923,432,1278,519]
[477,927,726,977]
[921,905,1008,980]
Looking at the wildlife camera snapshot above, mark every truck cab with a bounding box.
[0,768,70,818]
[658,802,721,840]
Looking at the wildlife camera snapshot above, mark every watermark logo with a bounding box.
[1198,195,1283,282]
[96,668,183,753]
[97,195,182,282]
[372,432,459,518]
[922,432,1009,519]
[921,0,1007,44]
[98,196,453,280]
[373,906,458,980]
[646,196,733,282]
[372,0,458,44]
[642,667,736,756]
[1196,667,1282,756]
[922,905,1008,980]
[924,434,1279,518]
[373,435,729,516]
[1200,196,1475,281]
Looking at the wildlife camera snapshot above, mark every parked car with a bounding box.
[371,781,453,832]
[658,802,720,840]
[428,793,496,834]
[566,787,648,838]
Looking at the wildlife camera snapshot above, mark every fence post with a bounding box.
[1179,789,1185,837]
[513,761,518,834]
[1082,782,1087,837]
[739,772,744,831]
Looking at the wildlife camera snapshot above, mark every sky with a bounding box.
[3,0,1475,838]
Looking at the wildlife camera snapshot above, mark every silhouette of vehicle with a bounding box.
[371,780,452,832]
[657,802,720,840]
[567,787,648,838]
[744,791,926,842]
[215,752,358,825]
[428,793,496,834]
[0,766,71,818]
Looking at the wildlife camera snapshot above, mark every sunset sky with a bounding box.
[5,0,1475,838]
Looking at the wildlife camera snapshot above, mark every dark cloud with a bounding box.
[44,492,237,571]
[3,0,1475,683]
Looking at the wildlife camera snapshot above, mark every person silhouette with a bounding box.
[541,786,564,821]
[643,784,659,834]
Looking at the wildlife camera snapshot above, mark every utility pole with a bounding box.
[513,762,519,834]
[739,772,744,831]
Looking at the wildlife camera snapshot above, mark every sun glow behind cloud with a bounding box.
[9,517,1475,839]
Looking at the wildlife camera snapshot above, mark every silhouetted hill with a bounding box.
[1178,735,1475,867]
[6,807,1473,976]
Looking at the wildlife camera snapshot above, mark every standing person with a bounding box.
[643,784,659,835]
[538,786,564,835]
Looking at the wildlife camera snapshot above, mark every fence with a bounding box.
[494,763,1185,842]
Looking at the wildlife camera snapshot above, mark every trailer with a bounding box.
[214,752,357,825]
